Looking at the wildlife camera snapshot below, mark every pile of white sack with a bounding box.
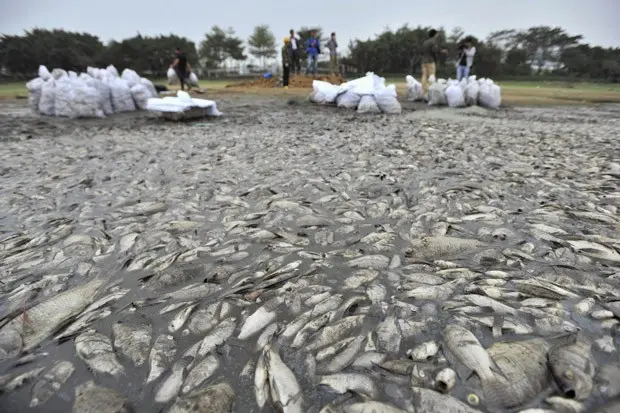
[405,74,502,109]
[309,72,402,114]
[25,65,159,118]
[167,68,199,87]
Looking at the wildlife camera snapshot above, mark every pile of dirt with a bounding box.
[226,74,345,89]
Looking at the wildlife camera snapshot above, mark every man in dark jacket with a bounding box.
[170,48,193,91]
[282,37,291,88]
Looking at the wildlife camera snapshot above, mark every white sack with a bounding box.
[465,81,480,106]
[51,68,67,80]
[140,78,158,98]
[478,79,502,109]
[72,82,105,118]
[26,77,44,114]
[445,84,466,108]
[374,84,402,114]
[167,68,178,85]
[121,69,141,87]
[94,79,113,115]
[54,78,77,118]
[310,80,341,104]
[336,90,361,109]
[106,65,119,77]
[406,75,424,101]
[188,72,199,86]
[38,80,56,116]
[107,77,136,113]
[427,81,447,106]
[38,65,51,81]
[357,95,381,114]
[131,84,152,110]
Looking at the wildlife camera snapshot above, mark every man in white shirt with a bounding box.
[456,37,476,81]
[289,29,302,74]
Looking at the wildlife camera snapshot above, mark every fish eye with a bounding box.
[564,370,574,380]
[467,394,479,405]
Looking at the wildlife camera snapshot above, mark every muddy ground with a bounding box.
[1,97,620,413]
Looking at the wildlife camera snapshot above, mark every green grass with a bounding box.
[2,77,619,105]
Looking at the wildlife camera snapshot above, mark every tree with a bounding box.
[198,26,245,69]
[248,24,276,68]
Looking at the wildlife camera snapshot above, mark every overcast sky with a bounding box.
[2,0,619,54]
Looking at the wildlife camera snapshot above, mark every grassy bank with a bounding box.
[2,77,619,106]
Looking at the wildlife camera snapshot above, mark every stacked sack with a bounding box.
[405,74,502,109]
[25,65,159,118]
[309,72,403,114]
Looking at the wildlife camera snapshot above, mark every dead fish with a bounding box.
[30,360,75,407]
[72,380,132,413]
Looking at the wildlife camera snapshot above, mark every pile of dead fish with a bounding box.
[1,103,620,413]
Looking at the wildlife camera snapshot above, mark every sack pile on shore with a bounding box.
[309,72,403,114]
[26,65,159,118]
[406,75,502,109]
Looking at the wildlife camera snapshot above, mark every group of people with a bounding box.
[421,29,477,94]
[280,30,339,88]
[168,27,476,94]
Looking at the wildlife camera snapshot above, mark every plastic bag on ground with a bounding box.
[445,84,466,108]
[188,72,199,87]
[38,66,51,81]
[131,84,152,110]
[140,78,158,98]
[405,75,424,101]
[38,80,56,116]
[465,81,480,106]
[54,78,77,118]
[336,89,361,109]
[427,81,447,106]
[167,68,178,85]
[121,69,141,87]
[357,95,381,114]
[107,77,136,113]
[106,65,119,77]
[310,80,341,104]
[26,78,45,113]
[374,84,402,114]
[146,91,222,117]
[72,82,105,118]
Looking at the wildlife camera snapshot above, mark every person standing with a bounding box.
[289,29,302,75]
[282,37,291,89]
[420,29,448,94]
[456,37,476,81]
[170,48,193,91]
[305,31,320,75]
[326,32,339,75]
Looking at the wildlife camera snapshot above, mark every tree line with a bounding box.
[1,25,618,82]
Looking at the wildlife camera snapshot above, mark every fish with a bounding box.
[548,336,597,400]
[30,360,75,407]
[75,329,124,378]
[112,311,152,366]
[168,382,236,413]
[72,380,132,413]
[265,345,304,413]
